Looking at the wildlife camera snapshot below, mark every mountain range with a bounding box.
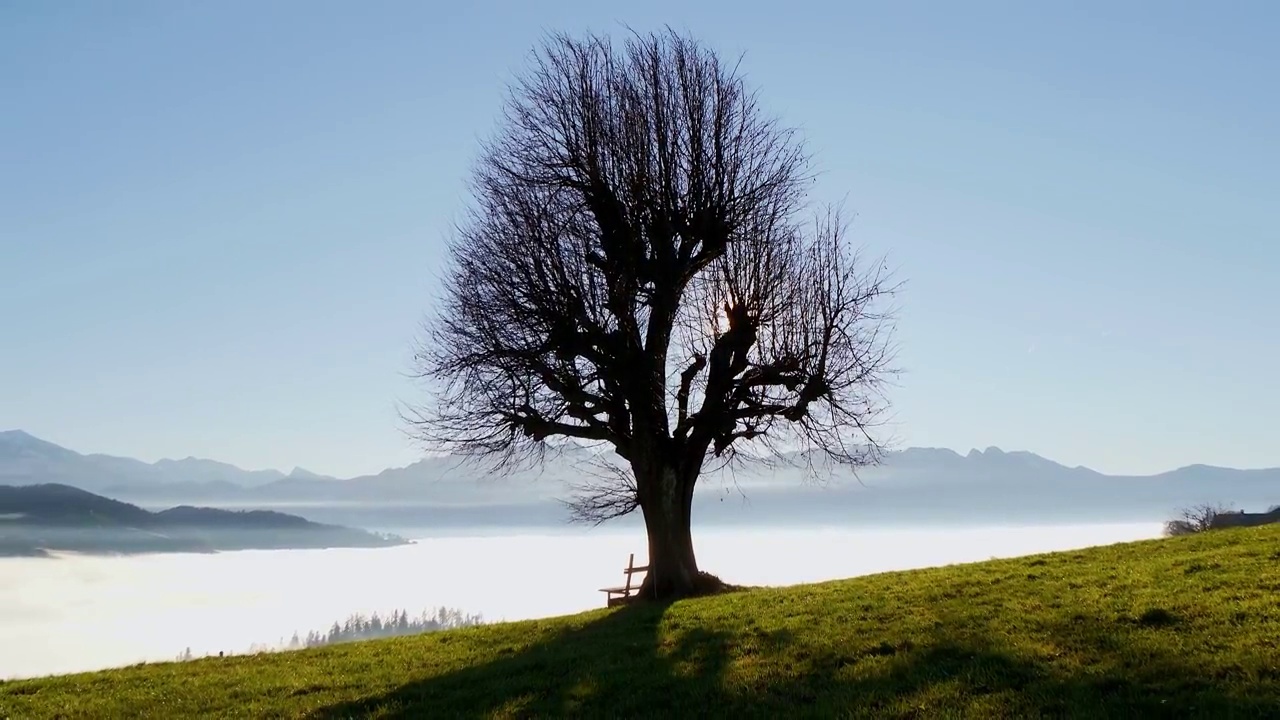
[2,430,1276,530]
[0,430,331,492]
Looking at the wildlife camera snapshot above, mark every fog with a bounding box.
[0,521,1161,680]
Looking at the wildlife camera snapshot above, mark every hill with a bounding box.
[0,484,409,557]
[2,525,1277,717]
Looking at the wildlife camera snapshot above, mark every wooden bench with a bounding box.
[599,553,649,607]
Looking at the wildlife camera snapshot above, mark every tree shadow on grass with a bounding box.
[307,599,1280,719]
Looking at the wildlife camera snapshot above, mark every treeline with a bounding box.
[175,606,484,662]
[284,607,484,650]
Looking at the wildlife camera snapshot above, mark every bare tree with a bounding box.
[1163,503,1232,537]
[409,29,899,599]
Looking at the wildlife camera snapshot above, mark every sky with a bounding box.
[2,1,1277,478]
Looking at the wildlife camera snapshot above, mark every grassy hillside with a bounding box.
[3,525,1278,719]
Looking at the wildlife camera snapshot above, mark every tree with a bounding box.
[410,29,898,600]
[1163,503,1231,536]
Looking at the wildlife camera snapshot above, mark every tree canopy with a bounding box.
[410,29,898,598]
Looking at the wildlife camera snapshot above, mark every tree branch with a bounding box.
[408,28,898,515]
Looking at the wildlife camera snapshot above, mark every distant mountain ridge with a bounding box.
[2,431,1276,523]
[0,430,332,492]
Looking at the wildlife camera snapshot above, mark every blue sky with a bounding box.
[2,1,1277,477]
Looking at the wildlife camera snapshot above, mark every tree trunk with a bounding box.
[636,461,700,600]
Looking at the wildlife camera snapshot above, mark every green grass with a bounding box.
[3,525,1279,719]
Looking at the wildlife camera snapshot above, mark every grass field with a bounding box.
[2,524,1278,719]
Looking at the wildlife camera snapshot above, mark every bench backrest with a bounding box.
[622,552,650,593]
